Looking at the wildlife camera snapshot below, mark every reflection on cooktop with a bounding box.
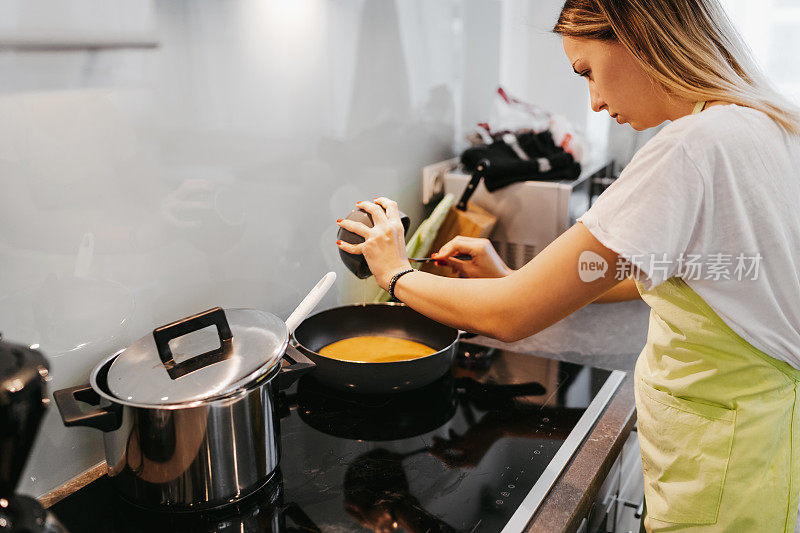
[51,343,616,532]
[49,470,317,533]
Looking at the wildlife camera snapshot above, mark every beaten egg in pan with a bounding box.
[318,335,436,363]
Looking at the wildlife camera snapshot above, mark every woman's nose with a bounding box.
[589,86,606,113]
[590,99,606,113]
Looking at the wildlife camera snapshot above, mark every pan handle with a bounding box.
[53,384,122,432]
[279,344,316,391]
[458,330,479,340]
[153,306,234,380]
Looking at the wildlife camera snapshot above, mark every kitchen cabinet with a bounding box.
[615,429,645,533]
[577,428,644,533]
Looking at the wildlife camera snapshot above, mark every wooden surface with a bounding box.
[421,202,496,277]
[38,461,106,508]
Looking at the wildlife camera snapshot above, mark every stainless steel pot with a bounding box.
[53,307,314,512]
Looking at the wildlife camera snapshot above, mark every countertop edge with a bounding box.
[526,372,636,532]
[38,461,106,509]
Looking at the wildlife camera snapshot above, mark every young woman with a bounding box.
[336,0,800,530]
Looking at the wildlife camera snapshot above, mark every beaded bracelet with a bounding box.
[388,268,416,301]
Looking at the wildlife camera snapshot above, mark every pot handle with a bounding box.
[278,345,315,391]
[458,330,479,340]
[53,384,122,432]
[153,306,234,380]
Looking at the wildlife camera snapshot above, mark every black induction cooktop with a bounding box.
[50,343,623,533]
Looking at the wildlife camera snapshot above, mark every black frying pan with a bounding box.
[292,303,472,394]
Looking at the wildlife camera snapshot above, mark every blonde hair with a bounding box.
[553,0,800,135]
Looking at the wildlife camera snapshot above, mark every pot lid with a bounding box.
[106,307,287,406]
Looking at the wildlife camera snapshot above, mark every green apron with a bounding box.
[630,101,800,531]
[634,275,800,531]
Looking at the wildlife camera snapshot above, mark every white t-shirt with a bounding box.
[578,104,800,369]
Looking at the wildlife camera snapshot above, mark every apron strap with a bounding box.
[692,101,707,115]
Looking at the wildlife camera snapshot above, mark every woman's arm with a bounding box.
[390,223,626,341]
[337,199,628,343]
[591,276,641,303]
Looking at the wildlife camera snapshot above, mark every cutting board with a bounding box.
[421,201,497,277]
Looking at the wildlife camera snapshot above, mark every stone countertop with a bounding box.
[469,299,651,532]
[473,299,651,373]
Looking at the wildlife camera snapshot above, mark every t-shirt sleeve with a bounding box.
[577,138,706,290]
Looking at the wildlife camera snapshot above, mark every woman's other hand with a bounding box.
[336,197,412,290]
[433,236,513,278]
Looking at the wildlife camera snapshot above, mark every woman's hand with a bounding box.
[433,236,513,278]
[336,197,412,290]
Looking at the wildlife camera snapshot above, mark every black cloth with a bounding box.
[460,130,581,192]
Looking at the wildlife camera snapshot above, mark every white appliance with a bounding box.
[423,158,611,269]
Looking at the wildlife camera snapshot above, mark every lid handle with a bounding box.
[153,306,234,380]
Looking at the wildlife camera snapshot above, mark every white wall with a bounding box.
[498,0,612,162]
[721,0,800,105]
[0,0,507,497]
